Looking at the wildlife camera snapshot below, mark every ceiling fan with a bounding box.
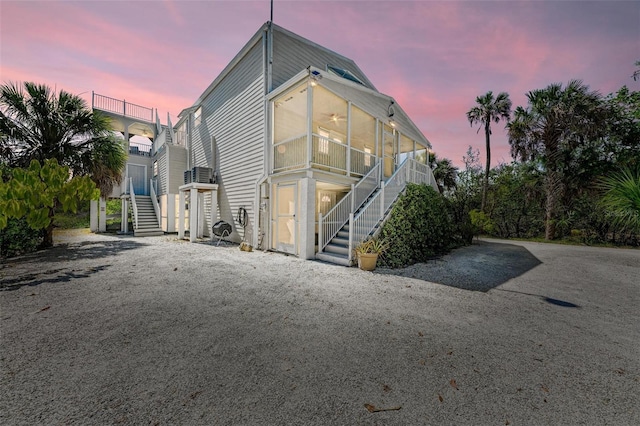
[322,113,346,124]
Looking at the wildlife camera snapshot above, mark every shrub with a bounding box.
[0,217,44,258]
[379,184,455,268]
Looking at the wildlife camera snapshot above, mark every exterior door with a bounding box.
[382,128,396,178]
[127,164,147,195]
[272,183,297,254]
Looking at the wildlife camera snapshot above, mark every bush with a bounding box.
[0,217,44,258]
[379,184,456,268]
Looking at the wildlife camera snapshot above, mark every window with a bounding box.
[327,65,366,86]
[318,128,330,154]
[364,147,372,167]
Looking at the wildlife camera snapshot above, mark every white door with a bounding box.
[272,183,297,254]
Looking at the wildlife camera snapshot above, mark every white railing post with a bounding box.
[318,212,324,254]
[150,178,160,228]
[129,178,138,230]
[350,184,355,212]
[348,213,354,263]
[380,181,385,217]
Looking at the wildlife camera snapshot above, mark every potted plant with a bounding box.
[354,238,388,271]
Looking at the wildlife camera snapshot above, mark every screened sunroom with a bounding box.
[270,68,430,180]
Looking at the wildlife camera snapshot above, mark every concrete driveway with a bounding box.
[1,233,638,425]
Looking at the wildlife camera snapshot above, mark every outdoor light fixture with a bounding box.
[389,119,396,128]
[321,195,331,203]
[310,69,323,85]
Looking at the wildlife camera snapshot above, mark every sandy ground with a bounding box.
[1,230,639,425]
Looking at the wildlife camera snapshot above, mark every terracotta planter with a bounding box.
[357,253,378,271]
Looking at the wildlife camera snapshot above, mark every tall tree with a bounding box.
[0,81,125,198]
[431,157,458,193]
[466,91,512,212]
[507,80,608,240]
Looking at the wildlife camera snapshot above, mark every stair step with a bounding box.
[324,244,349,256]
[316,252,351,267]
[134,228,164,237]
[331,236,349,247]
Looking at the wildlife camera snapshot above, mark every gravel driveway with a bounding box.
[1,231,639,425]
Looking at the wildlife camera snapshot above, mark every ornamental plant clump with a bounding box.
[0,159,99,249]
[354,238,388,256]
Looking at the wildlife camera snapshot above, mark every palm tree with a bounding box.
[0,82,126,248]
[0,81,125,198]
[507,80,608,240]
[598,167,640,234]
[466,91,512,212]
[432,157,458,193]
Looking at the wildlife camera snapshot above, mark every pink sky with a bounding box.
[1,0,638,168]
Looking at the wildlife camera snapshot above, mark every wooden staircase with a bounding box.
[131,195,164,237]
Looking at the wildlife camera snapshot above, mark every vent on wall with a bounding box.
[184,167,216,184]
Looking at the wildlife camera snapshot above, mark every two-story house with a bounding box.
[92,22,437,266]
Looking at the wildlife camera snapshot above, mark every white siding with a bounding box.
[157,148,168,195]
[167,144,188,194]
[189,41,265,242]
[271,26,376,91]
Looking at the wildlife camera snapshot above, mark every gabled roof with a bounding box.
[269,23,376,90]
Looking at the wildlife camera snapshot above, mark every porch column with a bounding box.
[178,190,185,239]
[346,102,351,176]
[90,200,98,232]
[299,177,316,260]
[209,189,218,241]
[189,187,198,242]
[98,197,106,233]
[307,80,313,168]
[121,198,129,233]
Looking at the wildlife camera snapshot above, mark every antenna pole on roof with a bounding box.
[270,0,273,23]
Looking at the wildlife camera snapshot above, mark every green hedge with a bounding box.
[379,183,456,268]
[0,218,44,258]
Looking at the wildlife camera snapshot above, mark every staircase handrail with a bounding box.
[318,161,381,253]
[348,158,417,261]
[167,113,176,145]
[155,109,162,134]
[150,178,161,227]
[129,178,139,230]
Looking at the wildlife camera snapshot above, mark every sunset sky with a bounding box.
[1,0,638,167]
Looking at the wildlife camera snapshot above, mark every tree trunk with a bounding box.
[41,224,55,248]
[39,209,56,249]
[481,122,491,212]
[544,171,561,240]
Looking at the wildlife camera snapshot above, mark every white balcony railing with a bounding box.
[92,92,154,122]
[273,135,307,172]
[273,133,379,177]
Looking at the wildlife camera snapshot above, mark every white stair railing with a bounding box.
[348,159,435,262]
[318,161,381,253]
[167,113,175,145]
[129,178,139,230]
[150,178,160,228]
